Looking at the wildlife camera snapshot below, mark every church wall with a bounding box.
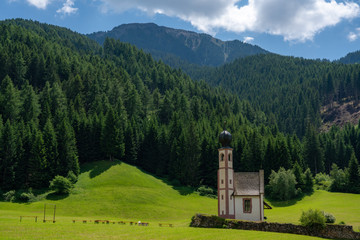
[234,196,261,221]
[228,191,234,215]
[218,169,225,189]
[219,189,226,215]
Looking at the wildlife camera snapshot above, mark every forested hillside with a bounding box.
[0,19,359,196]
[0,19,270,191]
[339,50,360,64]
[191,54,360,137]
[87,23,268,67]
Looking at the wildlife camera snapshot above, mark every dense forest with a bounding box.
[0,19,359,196]
[190,55,360,137]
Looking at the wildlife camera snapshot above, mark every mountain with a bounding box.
[87,23,268,66]
[338,50,360,64]
[1,19,360,195]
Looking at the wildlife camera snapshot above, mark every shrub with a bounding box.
[339,221,346,225]
[314,173,332,190]
[268,167,297,200]
[3,190,16,202]
[49,175,73,194]
[66,171,78,184]
[323,212,336,224]
[197,186,215,198]
[19,192,35,202]
[329,164,348,192]
[300,209,326,230]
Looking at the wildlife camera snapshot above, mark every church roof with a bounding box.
[233,171,264,196]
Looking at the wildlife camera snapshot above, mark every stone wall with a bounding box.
[190,214,360,239]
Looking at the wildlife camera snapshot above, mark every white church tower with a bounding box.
[217,124,266,221]
[218,127,235,219]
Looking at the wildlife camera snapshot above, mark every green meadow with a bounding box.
[0,161,358,239]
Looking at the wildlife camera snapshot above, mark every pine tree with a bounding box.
[0,120,17,190]
[43,118,59,179]
[347,152,360,193]
[21,82,40,123]
[303,168,314,193]
[292,161,305,191]
[57,116,79,176]
[27,126,47,188]
[102,108,122,161]
[0,76,21,121]
[303,124,324,174]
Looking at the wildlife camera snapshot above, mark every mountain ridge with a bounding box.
[87,23,269,66]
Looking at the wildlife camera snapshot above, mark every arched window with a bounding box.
[220,154,224,161]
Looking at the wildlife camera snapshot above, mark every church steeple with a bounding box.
[217,123,235,219]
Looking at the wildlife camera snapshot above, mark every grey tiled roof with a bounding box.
[233,172,263,196]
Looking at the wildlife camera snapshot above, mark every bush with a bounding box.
[323,212,336,224]
[19,192,35,202]
[49,175,73,194]
[314,173,332,190]
[300,209,326,230]
[329,164,348,192]
[197,186,216,198]
[3,190,16,202]
[268,167,297,200]
[66,171,78,184]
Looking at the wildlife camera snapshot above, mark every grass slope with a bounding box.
[0,160,357,239]
[0,161,217,224]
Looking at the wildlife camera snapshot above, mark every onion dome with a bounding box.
[219,129,232,148]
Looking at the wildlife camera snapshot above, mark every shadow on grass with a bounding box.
[46,192,69,200]
[267,191,314,207]
[134,166,196,196]
[80,160,121,179]
[162,179,196,196]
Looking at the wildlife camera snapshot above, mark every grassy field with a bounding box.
[0,160,358,239]
[266,190,360,230]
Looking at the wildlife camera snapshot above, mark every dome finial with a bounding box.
[219,122,232,148]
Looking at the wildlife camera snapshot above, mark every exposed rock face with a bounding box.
[190,214,360,239]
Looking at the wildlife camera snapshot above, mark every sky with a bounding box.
[1,0,360,60]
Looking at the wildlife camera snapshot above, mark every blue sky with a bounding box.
[1,0,360,60]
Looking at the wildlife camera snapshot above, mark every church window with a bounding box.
[229,179,232,184]
[243,198,252,213]
[228,154,231,161]
[221,195,224,200]
[221,179,224,184]
[220,154,224,161]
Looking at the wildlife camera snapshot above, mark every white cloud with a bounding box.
[57,0,78,15]
[348,28,360,41]
[26,0,51,9]
[98,0,360,42]
[243,36,254,43]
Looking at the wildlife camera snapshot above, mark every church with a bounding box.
[218,128,265,221]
